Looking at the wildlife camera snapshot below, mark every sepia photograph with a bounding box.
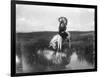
[11,1,97,76]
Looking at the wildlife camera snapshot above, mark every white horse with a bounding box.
[49,34,62,52]
[49,31,71,53]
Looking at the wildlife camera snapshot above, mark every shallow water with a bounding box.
[66,52,94,70]
[16,50,94,73]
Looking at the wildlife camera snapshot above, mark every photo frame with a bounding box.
[11,0,97,76]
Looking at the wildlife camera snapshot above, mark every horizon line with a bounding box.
[16,30,94,33]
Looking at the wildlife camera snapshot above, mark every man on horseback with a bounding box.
[49,17,71,54]
[58,17,71,49]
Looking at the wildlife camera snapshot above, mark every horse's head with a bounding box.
[49,42,56,50]
[49,34,62,51]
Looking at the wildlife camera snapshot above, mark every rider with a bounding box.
[58,17,71,48]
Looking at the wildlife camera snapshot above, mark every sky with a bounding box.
[16,4,95,32]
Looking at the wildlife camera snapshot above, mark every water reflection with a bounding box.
[16,51,94,73]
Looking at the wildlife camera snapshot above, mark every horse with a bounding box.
[49,34,62,53]
[49,31,71,54]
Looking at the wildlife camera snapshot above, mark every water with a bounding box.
[66,52,94,70]
[16,50,94,73]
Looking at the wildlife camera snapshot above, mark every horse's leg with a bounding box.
[55,40,60,56]
[58,39,61,52]
[57,42,59,53]
[59,38,62,53]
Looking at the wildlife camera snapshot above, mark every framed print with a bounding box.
[11,0,97,76]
